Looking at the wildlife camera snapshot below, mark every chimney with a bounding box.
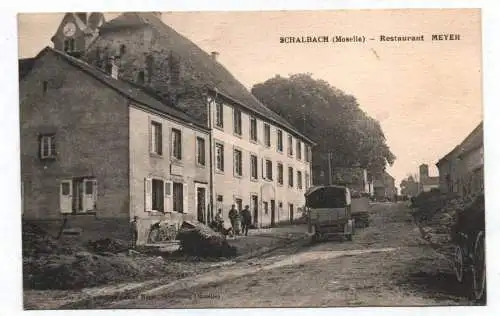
[211,51,219,61]
[109,56,119,79]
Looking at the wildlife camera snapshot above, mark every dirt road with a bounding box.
[92,202,474,308]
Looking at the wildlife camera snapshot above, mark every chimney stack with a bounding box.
[110,56,119,79]
[211,51,219,61]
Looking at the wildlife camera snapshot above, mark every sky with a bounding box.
[17,9,483,188]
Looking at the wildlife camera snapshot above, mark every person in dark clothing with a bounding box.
[130,216,139,249]
[240,205,252,236]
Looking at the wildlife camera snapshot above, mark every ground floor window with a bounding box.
[60,178,97,214]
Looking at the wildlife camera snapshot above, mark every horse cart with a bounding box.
[451,194,486,302]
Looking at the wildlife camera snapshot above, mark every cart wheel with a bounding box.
[454,245,465,283]
[472,231,486,302]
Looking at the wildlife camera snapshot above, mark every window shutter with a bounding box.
[164,180,173,212]
[144,177,152,212]
[261,158,264,179]
[92,179,98,210]
[183,183,188,214]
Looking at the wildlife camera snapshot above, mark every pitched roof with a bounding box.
[457,121,483,157]
[33,47,208,131]
[99,12,314,145]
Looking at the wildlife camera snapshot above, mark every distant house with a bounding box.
[373,171,396,200]
[418,164,440,193]
[436,122,483,198]
[20,47,211,244]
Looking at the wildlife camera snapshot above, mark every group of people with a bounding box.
[214,204,252,237]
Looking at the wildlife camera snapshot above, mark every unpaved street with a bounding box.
[93,202,473,308]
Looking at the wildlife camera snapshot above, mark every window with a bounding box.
[264,124,271,147]
[233,108,242,135]
[297,171,303,189]
[63,39,75,52]
[150,121,162,155]
[305,172,310,189]
[173,182,184,213]
[277,163,284,185]
[40,134,56,159]
[60,178,97,213]
[305,145,311,162]
[234,149,243,177]
[250,154,258,180]
[263,201,269,215]
[297,141,302,160]
[277,130,283,152]
[235,198,243,211]
[120,44,126,56]
[215,102,224,128]
[250,117,258,142]
[152,179,165,212]
[196,137,206,166]
[288,167,294,187]
[171,128,182,160]
[288,135,293,156]
[265,159,273,180]
[215,143,224,172]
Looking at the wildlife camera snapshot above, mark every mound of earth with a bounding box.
[177,221,237,258]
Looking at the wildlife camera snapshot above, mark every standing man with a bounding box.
[241,205,252,236]
[130,216,139,249]
[228,204,240,236]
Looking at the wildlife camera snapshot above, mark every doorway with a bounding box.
[289,203,294,224]
[251,195,259,226]
[196,187,206,223]
[270,199,276,227]
[195,184,208,223]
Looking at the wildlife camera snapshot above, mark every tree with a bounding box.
[251,74,395,178]
[400,174,419,197]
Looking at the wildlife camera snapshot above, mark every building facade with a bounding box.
[20,47,210,244]
[436,122,483,198]
[76,12,314,227]
[418,164,440,193]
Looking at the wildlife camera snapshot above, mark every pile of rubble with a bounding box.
[177,221,237,258]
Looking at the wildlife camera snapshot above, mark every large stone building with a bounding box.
[20,12,314,236]
[20,47,211,244]
[436,122,483,198]
[79,12,314,226]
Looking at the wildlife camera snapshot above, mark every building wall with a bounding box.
[209,98,312,227]
[20,51,130,235]
[458,147,484,197]
[128,106,210,244]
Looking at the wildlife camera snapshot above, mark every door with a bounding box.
[60,180,73,214]
[289,203,294,224]
[82,179,97,212]
[196,187,206,223]
[270,200,276,227]
[251,195,258,226]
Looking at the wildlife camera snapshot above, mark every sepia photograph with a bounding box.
[17,9,484,310]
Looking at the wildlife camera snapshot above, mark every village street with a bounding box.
[72,202,472,309]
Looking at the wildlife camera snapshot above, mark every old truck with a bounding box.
[305,185,355,242]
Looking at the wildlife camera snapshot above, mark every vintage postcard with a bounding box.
[18,9,484,310]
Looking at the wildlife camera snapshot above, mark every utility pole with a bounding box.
[327,152,333,185]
